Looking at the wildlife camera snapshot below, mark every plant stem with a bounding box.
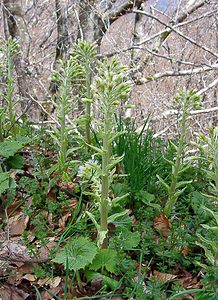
[100,112,111,248]
[164,104,187,216]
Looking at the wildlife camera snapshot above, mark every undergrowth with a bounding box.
[0,39,217,300]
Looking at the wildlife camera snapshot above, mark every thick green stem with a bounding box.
[85,67,92,145]
[164,109,187,216]
[100,113,110,248]
[59,78,68,174]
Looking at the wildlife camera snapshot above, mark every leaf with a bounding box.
[153,270,177,282]
[90,249,118,273]
[153,214,171,237]
[175,180,192,189]
[52,237,98,271]
[112,193,129,206]
[137,190,155,203]
[86,211,100,231]
[85,270,119,290]
[0,172,9,196]
[196,240,215,265]
[98,230,108,248]
[7,154,24,169]
[107,210,129,223]
[118,231,140,250]
[156,175,170,191]
[0,141,24,158]
[85,143,104,154]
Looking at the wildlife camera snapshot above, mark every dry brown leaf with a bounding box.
[181,246,189,256]
[179,273,201,289]
[8,213,29,236]
[153,270,177,282]
[23,274,35,282]
[0,284,29,300]
[48,276,62,288]
[153,214,171,237]
[40,285,62,300]
[58,213,71,231]
[38,240,57,260]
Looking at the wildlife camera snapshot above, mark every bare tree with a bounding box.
[0,0,217,131]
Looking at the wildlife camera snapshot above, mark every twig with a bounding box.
[29,96,60,127]
[133,9,218,59]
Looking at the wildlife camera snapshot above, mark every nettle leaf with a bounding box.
[90,249,118,273]
[119,231,140,250]
[52,237,98,271]
[0,172,9,196]
[0,141,24,158]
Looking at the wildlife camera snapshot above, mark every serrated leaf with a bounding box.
[90,249,118,273]
[0,172,9,196]
[52,237,98,271]
[201,224,218,233]
[119,231,140,250]
[0,141,24,158]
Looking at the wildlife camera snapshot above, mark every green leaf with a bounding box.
[0,172,9,196]
[52,237,98,271]
[90,249,118,273]
[85,143,104,154]
[196,240,215,265]
[156,175,170,191]
[0,141,24,158]
[112,193,129,206]
[119,231,140,250]
[174,186,187,198]
[175,180,192,189]
[107,210,129,223]
[85,270,119,290]
[7,154,24,169]
[137,190,155,204]
[86,211,100,231]
[98,230,108,248]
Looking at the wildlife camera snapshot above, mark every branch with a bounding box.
[173,0,207,24]
[196,78,218,96]
[136,64,218,84]
[151,78,218,122]
[133,9,218,59]
[96,0,144,20]
[29,96,60,127]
